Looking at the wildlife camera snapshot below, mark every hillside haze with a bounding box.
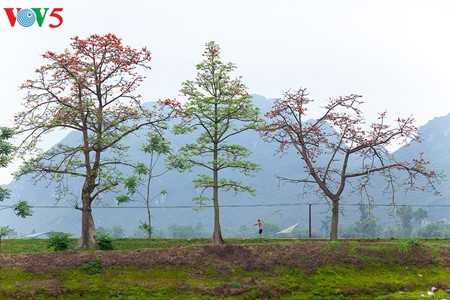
[1,95,447,237]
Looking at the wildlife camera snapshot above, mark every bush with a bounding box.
[80,259,102,275]
[96,232,114,250]
[47,231,72,251]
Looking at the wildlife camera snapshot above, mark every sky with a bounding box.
[1,0,450,184]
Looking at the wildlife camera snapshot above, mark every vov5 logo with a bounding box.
[4,8,63,28]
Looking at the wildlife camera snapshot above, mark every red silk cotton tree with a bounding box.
[14,34,175,248]
[260,88,442,240]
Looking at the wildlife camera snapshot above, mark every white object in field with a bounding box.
[276,222,300,234]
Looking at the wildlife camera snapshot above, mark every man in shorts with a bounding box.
[253,219,263,238]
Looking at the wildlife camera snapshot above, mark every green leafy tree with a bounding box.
[168,223,195,238]
[117,133,171,246]
[97,225,125,238]
[171,41,263,244]
[0,226,15,253]
[0,127,33,218]
[396,205,413,237]
[412,207,428,226]
[14,34,175,248]
[416,221,450,237]
[353,203,381,237]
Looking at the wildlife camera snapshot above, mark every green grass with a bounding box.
[0,237,312,253]
[0,263,447,299]
[0,238,448,299]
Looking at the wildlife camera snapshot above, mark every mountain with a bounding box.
[1,95,447,237]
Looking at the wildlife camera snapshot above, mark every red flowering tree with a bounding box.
[260,88,442,240]
[14,34,175,248]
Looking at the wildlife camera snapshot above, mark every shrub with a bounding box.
[97,232,115,251]
[47,231,72,251]
[80,259,102,275]
[398,239,421,253]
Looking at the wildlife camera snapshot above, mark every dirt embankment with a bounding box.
[0,242,447,275]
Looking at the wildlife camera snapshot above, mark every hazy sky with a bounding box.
[1,0,450,183]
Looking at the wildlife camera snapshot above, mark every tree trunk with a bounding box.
[212,164,224,245]
[147,205,152,247]
[76,202,97,249]
[146,157,153,247]
[212,192,224,244]
[330,199,339,240]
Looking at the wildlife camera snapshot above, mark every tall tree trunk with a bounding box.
[330,199,340,240]
[146,155,153,247]
[212,183,224,244]
[76,195,97,248]
[212,143,224,244]
[146,205,152,247]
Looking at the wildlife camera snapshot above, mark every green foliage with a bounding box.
[0,187,10,202]
[80,259,102,275]
[97,225,125,238]
[97,232,115,250]
[416,221,450,237]
[396,205,414,236]
[398,239,421,253]
[0,226,14,238]
[173,42,263,242]
[116,132,172,244]
[13,200,33,218]
[406,239,421,250]
[115,194,132,204]
[412,208,428,224]
[0,226,15,253]
[0,127,14,168]
[121,175,140,194]
[168,223,196,238]
[141,133,171,156]
[138,222,152,235]
[47,231,73,251]
[0,127,33,219]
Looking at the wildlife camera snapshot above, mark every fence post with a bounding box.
[309,203,312,238]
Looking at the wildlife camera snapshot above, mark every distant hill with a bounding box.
[1,95,447,237]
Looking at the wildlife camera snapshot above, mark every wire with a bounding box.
[0,203,449,209]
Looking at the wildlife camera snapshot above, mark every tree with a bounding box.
[396,205,413,237]
[351,203,382,237]
[0,226,15,253]
[14,34,175,248]
[117,133,171,246]
[0,127,15,204]
[412,207,428,226]
[0,127,33,218]
[171,41,263,244]
[260,88,442,240]
[168,223,195,238]
[416,221,450,237]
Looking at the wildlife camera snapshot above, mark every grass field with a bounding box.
[0,238,448,299]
